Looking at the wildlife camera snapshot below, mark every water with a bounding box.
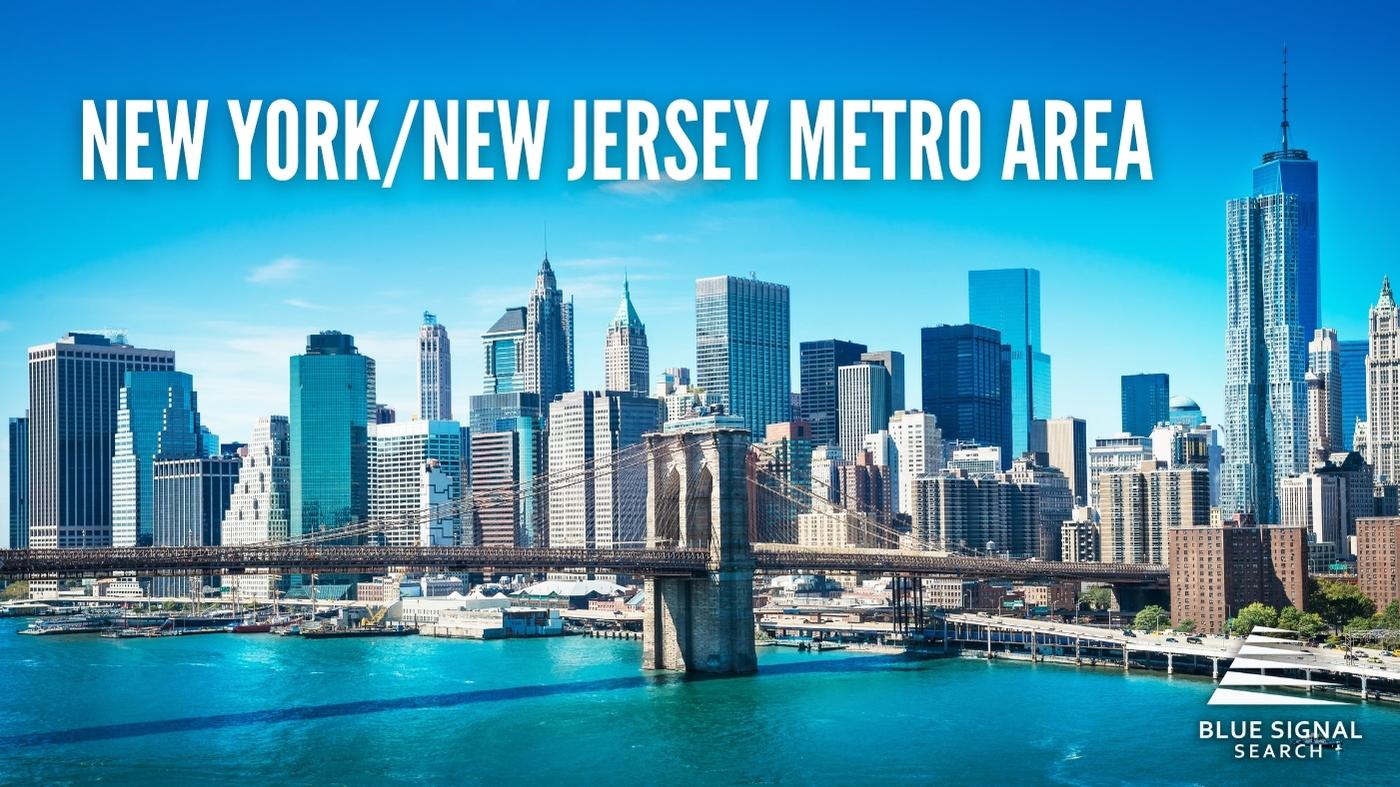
[1,619,1398,785]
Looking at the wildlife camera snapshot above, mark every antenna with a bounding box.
[543,221,549,260]
[1281,45,1290,151]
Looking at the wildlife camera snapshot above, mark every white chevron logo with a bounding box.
[1208,627,1343,706]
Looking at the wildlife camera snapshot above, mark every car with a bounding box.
[1122,629,1136,637]
[1368,657,1383,664]
[1186,636,1203,644]
[1165,637,1179,643]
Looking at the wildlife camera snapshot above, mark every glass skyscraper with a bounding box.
[695,275,791,439]
[289,331,375,542]
[482,307,527,394]
[111,370,202,547]
[968,268,1050,457]
[799,339,867,447]
[1222,98,1317,523]
[468,392,544,547]
[1120,373,1170,437]
[7,415,27,549]
[920,324,1012,466]
[1339,339,1367,451]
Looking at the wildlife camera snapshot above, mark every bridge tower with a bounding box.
[642,426,757,674]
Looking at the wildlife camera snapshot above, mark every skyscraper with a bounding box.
[1339,339,1367,451]
[968,268,1050,457]
[837,362,890,461]
[468,392,545,547]
[418,311,453,420]
[220,416,290,598]
[919,324,1012,466]
[1120,373,1170,437]
[886,410,944,515]
[482,307,527,394]
[1221,55,1319,523]
[151,455,240,597]
[1365,278,1400,483]
[1098,461,1210,565]
[524,256,574,407]
[289,331,374,541]
[8,415,28,549]
[860,350,905,415]
[27,333,175,549]
[695,275,791,438]
[799,339,867,447]
[1306,327,1342,462]
[1030,416,1087,505]
[111,371,202,547]
[604,277,650,394]
[368,420,464,546]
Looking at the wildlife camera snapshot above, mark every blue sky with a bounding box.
[2,2,1398,535]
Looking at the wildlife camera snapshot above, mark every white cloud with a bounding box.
[247,257,311,284]
[599,176,694,202]
[282,298,327,311]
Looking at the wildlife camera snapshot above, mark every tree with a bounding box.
[1134,604,1169,632]
[1079,586,1113,611]
[1310,579,1376,632]
[1278,606,1326,639]
[1231,602,1278,637]
[0,581,28,601]
[1175,619,1196,634]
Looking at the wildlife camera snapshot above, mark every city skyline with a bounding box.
[3,3,1398,534]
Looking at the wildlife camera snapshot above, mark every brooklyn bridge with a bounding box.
[0,426,1166,674]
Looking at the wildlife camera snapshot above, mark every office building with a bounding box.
[1280,452,1375,559]
[1366,278,1400,483]
[837,362,890,461]
[151,455,240,596]
[220,416,291,598]
[1150,423,1223,507]
[111,371,202,547]
[695,275,790,438]
[1121,373,1169,437]
[546,391,659,550]
[1339,339,1367,451]
[920,324,1012,465]
[373,404,396,425]
[419,311,452,420]
[27,332,175,549]
[1168,395,1206,428]
[799,339,867,447]
[910,471,1010,554]
[1088,435,1153,509]
[1031,416,1087,505]
[836,451,892,525]
[470,430,522,547]
[8,415,28,549]
[1221,83,1318,523]
[1098,461,1210,565]
[810,445,841,504]
[886,410,944,515]
[524,256,574,406]
[968,268,1050,457]
[1169,523,1308,634]
[369,420,465,547]
[482,307,528,395]
[604,277,649,394]
[1305,328,1342,462]
[468,392,545,548]
[289,331,374,541]
[1357,517,1400,608]
[860,350,905,415]
[947,445,1001,475]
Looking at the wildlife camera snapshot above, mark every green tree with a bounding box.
[1134,604,1169,632]
[1231,602,1278,637]
[0,581,29,601]
[1079,586,1113,611]
[1175,619,1196,634]
[1278,606,1326,639]
[1309,579,1376,632]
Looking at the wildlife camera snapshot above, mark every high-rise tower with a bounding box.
[695,275,791,438]
[524,256,574,407]
[418,311,452,420]
[604,276,649,394]
[1365,278,1400,483]
[289,331,374,542]
[968,268,1050,457]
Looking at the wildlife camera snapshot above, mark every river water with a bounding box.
[1,618,1396,785]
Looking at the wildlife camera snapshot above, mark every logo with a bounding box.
[1208,626,1342,706]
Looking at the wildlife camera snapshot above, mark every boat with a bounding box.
[17,614,116,635]
[300,624,418,639]
[1297,737,1343,751]
[233,620,273,634]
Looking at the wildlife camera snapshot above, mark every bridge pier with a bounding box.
[641,427,756,674]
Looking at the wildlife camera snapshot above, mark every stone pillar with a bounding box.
[641,428,757,674]
[1123,647,1130,670]
[1212,657,1218,680]
[1167,652,1174,675]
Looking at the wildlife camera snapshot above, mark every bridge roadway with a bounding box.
[0,544,1168,584]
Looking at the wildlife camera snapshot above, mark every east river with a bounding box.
[1,618,1397,785]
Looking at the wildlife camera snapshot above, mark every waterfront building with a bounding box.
[1060,509,1099,563]
[1030,416,1087,505]
[1121,373,1169,437]
[289,331,374,541]
[1339,339,1367,450]
[1306,328,1343,461]
[1356,517,1400,607]
[1088,435,1153,510]
[837,362,890,461]
[886,410,944,515]
[111,371,202,547]
[798,339,867,447]
[27,332,175,549]
[604,277,649,394]
[1222,90,1318,524]
[968,268,1050,457]
[419,311,453,420]
[482,307,528,395]
[947,445,1002,475]
[524,257,575,407]
[1169,522,1308,634]
[151,456,240,596]
[1366,278,1400,483]
[1149,423,1223,507]
[220,416,290,598]
[546,391,659,550]
[859,350,905,416]
[695,275,791,438]
[369,420,465,547]
[1168,395,1206,428]
[1098,461,1210,565]
[920,324,1012,467]
[7,415,27,549]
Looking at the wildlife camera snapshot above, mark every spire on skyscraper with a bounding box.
[1281,45,1290,151]
[1380,276,1394,309]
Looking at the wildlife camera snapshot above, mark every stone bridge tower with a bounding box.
[642,426,757,673]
